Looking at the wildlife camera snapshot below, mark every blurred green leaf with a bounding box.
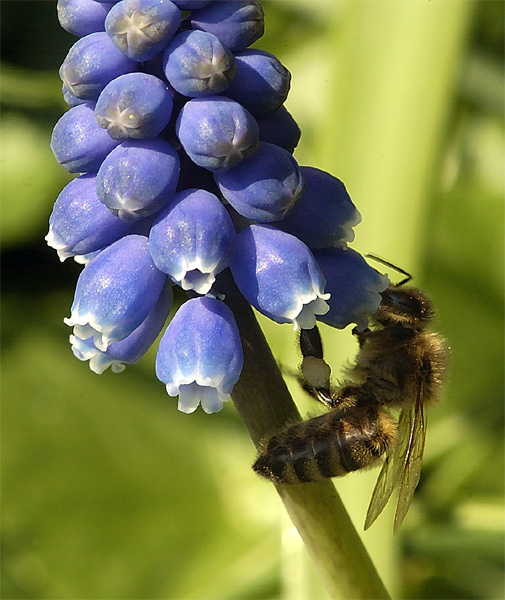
[1,65,63,108]
[0,113,71,248]
[1,290,280,599]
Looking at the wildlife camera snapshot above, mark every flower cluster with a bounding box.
[49,0,389,414]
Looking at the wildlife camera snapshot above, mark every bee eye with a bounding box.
[398,294,422,314]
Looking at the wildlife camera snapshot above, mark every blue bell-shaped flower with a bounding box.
[230,224,330,330]
[70,283,173,373]
[65,234,167,350]
[155,297,243,414]
[314,247,390,330]
[149,188,236,295]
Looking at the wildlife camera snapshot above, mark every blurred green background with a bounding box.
[1,1,503,599]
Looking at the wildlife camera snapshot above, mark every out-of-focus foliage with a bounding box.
[1,1,503,599]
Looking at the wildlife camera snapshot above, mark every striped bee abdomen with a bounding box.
[253,406,397,485]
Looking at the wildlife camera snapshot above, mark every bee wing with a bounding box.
[363,453,395,530]
[364,408,411,530]
[393,388,427,534]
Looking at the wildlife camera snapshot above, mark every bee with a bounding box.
[253,262,448,532]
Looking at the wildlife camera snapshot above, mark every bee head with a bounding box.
[375,285,434,328]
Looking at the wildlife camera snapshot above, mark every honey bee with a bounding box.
[253,263,448,532]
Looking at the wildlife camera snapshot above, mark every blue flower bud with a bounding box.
[70,283,173,373]
[57,0,114,36]
[149,188,236,294]
[162,30,236,97]
[51,103,121,173]
[176,96,259,172]
[214,141,303,222]
[105,0,181,62]
[273,167,361,249]
[95,72,173,139]
[230,224,330,330]
[313,248,390,330]
[256,105,300,154]
[46,174,131,262]
[225,49,290,116]
[59,32,137,101]
[156,297,243,414]
[96,138,180,221]
[65,234,167,351]
[191,0,264,52]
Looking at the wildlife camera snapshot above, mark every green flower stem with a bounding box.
[224,275,390,600]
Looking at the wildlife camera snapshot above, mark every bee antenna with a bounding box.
[365,254,412,286]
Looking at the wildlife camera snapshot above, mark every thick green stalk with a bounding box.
[224,275,390,600]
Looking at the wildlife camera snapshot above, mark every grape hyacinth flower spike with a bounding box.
[49,0,387,413]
